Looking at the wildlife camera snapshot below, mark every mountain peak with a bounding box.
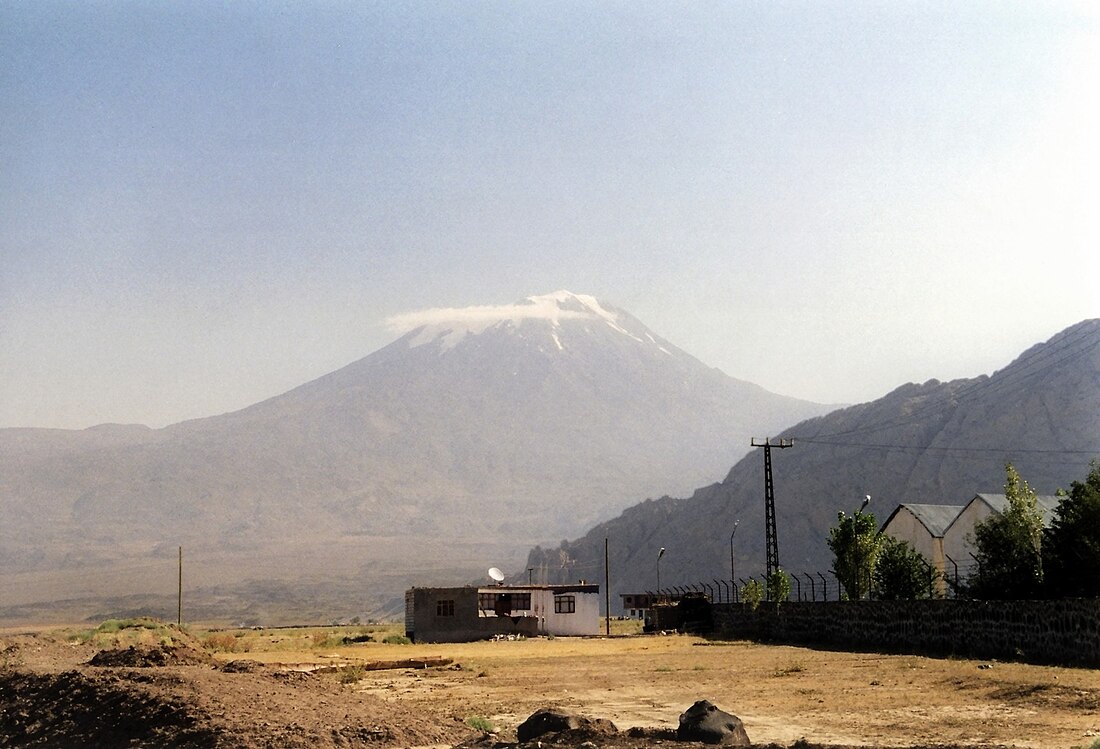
[524,290,612,317]
[385,291,640,351]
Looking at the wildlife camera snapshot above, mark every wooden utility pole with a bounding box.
[751,438,794,584]
[604,537,611,636]
[177,546,183,626]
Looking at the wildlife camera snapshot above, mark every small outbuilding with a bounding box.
[404,583,600,643]
[619,592,656,619]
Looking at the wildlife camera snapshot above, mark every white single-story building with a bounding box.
[404,583,600,643]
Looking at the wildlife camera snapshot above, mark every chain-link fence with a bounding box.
[650,559,983,604]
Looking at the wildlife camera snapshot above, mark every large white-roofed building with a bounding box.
[942,493,1063,582]
[880,503,965,595]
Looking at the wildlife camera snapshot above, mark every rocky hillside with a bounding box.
[526,319,1100,604]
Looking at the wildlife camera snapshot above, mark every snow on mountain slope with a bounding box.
[388,291,644,351]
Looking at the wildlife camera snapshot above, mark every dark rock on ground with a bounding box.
[516,708,618,743]
[677,699,750,745]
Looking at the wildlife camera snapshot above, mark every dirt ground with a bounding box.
[2,624,1099,748]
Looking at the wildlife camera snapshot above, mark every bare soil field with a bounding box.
[2,620,1098,748]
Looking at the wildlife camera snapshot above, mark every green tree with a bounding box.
[767,568,792,603]
[1042,460,1100,598]
[873,536,939,600]
[741,579,764,610]
[968,463,1044,599]
[827,508,882,600]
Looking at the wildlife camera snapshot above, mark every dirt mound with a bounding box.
[88,642,216,667]
[220,659,265,673]
[1,661,475,748]
[0,669,223,747]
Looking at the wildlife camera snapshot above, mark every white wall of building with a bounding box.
[535,589,600,636]
[882,507,944,573]
[943,500,996,574]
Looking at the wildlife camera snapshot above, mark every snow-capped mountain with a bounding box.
[0,291,831,623]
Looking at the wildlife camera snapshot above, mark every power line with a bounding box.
[798,325,1100,442]
[795,439,1100,456]
[790,438,1098,470]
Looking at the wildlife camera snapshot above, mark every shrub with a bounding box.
[767,568,792,603]
[342,633,374,645]
[466,716,495,733]
[76,618,181,649]
[741,579,764,610]
[874,536,939,600]
[381,634,411,645]
[312,631,345,649]
[774,662,804,676]
[338,665,367,683]
[96,618,162,634]
[206,633,243,651]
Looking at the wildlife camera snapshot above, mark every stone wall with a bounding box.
[711,599,1100,667]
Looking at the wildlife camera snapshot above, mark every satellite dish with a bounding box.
[488,567,505,583]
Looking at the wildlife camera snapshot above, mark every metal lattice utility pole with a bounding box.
[751,438,794,582]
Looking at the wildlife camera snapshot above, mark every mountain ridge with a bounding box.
[0,291,832,623]
[525,319,1100,603]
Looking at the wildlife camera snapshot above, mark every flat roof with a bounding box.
[410,584,599,594]
[478,584,599,594]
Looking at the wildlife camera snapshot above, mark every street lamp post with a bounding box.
[729,520,739,600]
[855,495,870,599]
[656,547,665,599]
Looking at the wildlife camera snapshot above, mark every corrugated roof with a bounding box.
[971,493,1063,527]
[885,503,965,538]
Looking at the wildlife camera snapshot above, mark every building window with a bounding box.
[478,592,532,614]
[436,599,455,617]
[554,595,576,614]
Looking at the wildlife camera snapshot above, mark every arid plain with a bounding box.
[3,621,1098,748]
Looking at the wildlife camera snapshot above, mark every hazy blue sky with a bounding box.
[3,2,1098,429]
